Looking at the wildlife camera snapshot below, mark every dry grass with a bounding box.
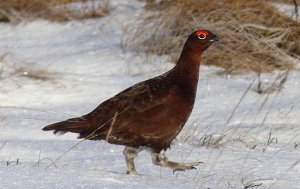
[272,0,298,4]
[0,53,55,91]
[0,53,51,81]
[0,0,110,23]
[124,0,300,73]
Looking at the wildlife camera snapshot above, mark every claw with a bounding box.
[173,168,185,174]
[171,161,203,173]
[151,151,204,173]
[126,170,142,176]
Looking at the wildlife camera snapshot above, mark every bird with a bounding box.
[43,29,219,175]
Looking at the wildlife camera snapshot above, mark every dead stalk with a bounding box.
[293,0,299,21]
[45,110,124,170]
[0,141,6,150]
[262,130,278,152]
[225,78,255,126]
[242,179,263,189]
[105,112,118,142]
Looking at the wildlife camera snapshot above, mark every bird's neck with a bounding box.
[170,44,202,92]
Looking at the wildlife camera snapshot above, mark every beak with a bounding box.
[209,35,219,42]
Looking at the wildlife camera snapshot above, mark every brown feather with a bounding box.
[43,117,89,135]
[42,30,219,153]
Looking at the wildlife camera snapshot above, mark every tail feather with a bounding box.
[43,117,89,136]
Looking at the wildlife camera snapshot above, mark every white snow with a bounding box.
[0,1,300,189]
[273,2,300,20]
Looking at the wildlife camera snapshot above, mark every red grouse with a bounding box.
[43,29,218,175]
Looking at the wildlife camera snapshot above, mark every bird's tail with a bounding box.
[42,117,89,136]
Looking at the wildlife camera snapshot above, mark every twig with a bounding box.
[2,106,77,117]
[105,112,118,142]
[257,70,289,114]
[293,0,299,21]
[184,112,215,142]
[44,138,85,170]
[242,179,262,189]
[225,78,255,125]
[287,159,300,171]
[271,133,300,158]
[0,141,6,150]
[7,159,19,166]
[238,23,284,32]
[256,70,289,95]
[45,110,124,170]
[0,53,9,81]
[35,150,57,168]
[256,70,289,132]
[0,65,3,81]
[262,129,277,152]
[35,158,57,168]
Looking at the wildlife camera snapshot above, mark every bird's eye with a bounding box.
[198,34,206,39]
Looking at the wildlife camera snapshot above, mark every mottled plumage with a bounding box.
[43,29,218,174]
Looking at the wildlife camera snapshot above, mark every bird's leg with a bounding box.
[151,150,202,173]
[123,147,142,175]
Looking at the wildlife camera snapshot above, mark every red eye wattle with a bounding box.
[195,30,208,39]
[195,30,208,36]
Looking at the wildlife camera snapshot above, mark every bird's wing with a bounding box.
[87,76,171,129]
[84,76,188,148]
[107,81,185,148]
[118,76,172,117]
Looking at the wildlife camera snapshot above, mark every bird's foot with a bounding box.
[126,169,142,176]
[170,161,203,173]
[151,150,203,173]
[124,147,143,176]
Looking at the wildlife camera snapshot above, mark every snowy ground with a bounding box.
[0,1,300,189]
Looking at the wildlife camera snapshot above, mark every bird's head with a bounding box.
[185,29,219,52]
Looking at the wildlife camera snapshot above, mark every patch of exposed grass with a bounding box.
[0,0,111,23]
[124,0,300,73]
[0,53,57,91]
